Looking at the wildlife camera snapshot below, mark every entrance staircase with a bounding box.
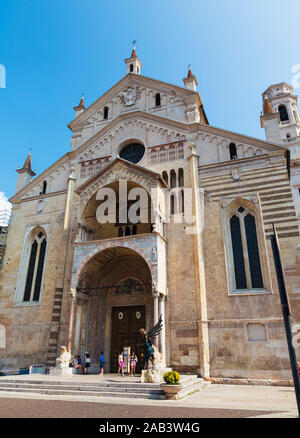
[0,374,209,400]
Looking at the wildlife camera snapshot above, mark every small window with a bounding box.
[155,93,161,107]
[130,64,134,72]
[278,104,289,122]
[41,181,47,194]
[229,143,237,160]
[103,106,109,120]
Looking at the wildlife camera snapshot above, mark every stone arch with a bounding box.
[72,244,155,291]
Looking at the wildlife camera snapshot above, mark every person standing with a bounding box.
[118,351,124,376]
[84,351,91,375]
[130,352,138,376]
[100,351,104,376]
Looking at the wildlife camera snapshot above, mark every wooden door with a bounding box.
[111,305,146,373]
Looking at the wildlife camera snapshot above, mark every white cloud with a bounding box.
[0,192,12,226]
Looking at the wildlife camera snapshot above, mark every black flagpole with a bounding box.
[270,223,300,417]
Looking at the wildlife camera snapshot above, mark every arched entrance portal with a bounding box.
[74,246,153,373]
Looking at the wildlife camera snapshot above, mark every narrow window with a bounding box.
[130,64,134,72]
[162,171,168,185]
[41,181,47,194]
[125,226,131,236]
[230,215,247,289]
[23,231,47,302]
[170,169,176,188]
[180,189,184,213]
[178,168,184,187]
[118,227,123,237]
[229,143,237,160]
[170,195,175,215]
[155,93,161,107]
[103,106,109,120]
[244,214,263,288]
[23,241,38,301]
[132,225,137,235]
[278,104,289,122]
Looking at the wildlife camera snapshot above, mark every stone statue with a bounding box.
[123,86,136,106]
[55,346,71,369]
[139,314,163,370]
[139,315,168,383]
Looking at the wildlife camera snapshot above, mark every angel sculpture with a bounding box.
[139,315,163,369]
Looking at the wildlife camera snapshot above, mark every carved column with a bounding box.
[158,293,166,364]
[67,288,77,353]
[152,282,159,347]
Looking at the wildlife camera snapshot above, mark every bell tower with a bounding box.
[262,83,300,142]
[124,42,142,75]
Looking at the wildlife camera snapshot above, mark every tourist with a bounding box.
[84,351,91,375]
[100,351,104,376]
[130,352,138,376]
[118,351,124,376]
[73,355,83,374]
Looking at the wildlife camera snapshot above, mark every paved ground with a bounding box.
[0,375,298,418]
[0,397,280,418]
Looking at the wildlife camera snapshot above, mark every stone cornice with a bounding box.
[11,189,68,204]
[198,150,286,172]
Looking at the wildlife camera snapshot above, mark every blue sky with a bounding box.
[1,0,300,203]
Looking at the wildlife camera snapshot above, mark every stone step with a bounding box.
[0,382,163,394]
[0,379,162,390]
[0,386,165,400]
[0,374,202,400]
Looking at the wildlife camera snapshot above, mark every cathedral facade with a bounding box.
[0,48,299,379]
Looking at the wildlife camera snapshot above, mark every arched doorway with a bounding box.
[74,246,153,373]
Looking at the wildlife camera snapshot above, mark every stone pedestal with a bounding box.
[140,366,171,384]
[49,367,73,376]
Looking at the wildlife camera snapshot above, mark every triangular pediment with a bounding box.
[68,73,203,133]
[75,157,168,199]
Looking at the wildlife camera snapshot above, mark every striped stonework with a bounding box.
[199,152,299,239]
[45,287,63,368]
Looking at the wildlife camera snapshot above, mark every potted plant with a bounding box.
[160,370,183,399]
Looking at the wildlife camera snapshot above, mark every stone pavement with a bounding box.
[0,374,298,418]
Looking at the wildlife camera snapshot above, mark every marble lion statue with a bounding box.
[55,346,71,369]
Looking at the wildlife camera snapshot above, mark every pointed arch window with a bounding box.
[229,207,263,290]
[23,231,47,302]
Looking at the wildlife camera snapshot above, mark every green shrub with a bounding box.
[163,370,181,385]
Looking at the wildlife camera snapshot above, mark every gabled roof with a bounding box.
[75,157,169,195]
[68,73,203,132]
